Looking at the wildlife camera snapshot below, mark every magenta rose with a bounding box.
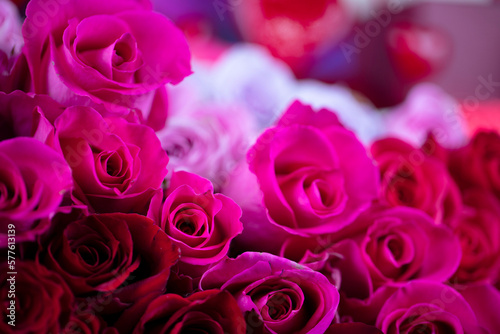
[200,252,339,334]
[53,105,168,214]
[22,0,191,129]
[449,130,500,199]
[371,135,462,225]
[376,281,486,334]
[151,171,242,277]
[0,137,72,246]
[131,290,246,334]
[40,213,180,302]
[0,90,65,141]
[451,189,500,284]
[330,206,461,293]
[0,261,74,333]
[247,100,379,237]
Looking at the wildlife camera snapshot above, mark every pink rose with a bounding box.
[0,137,72,246]
[247,100,379,237]
[376,281,486,334]
[151,171,242,277]
[451,189,500,284]
[53,106,168,214]
[200,251,339,334]
[371,135,462,225]
[449,130,500,199]
[22,0,191,129]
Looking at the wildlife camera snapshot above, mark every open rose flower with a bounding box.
[54,106,168,214]
[451,189,500,284]
[151,171,243,277]
[371,135,462,224]
[40,213,180,301]
[0,137,72,246]
[200,252,339,334]
[0,261,74,333]
[131,290,246,334]
[376,281,487,334]
[330,206,461,292]
[449,130,500,199]
[248,100,379,237]
[22,0,191,129]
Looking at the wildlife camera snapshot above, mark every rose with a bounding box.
[131,290,246,334]
[247,100,379,237]
[156,103,255,191]
[371,135,462,224]
[376,280,486,334]
[22,0,191,129]
[151,171,243,277]
[40,213,180,305]
[200,251,339,334]
[0,90,65,141]
[53,105,168,214]
[0,137,72,246]
[0,261,74,333]
[451,189,500,284]
[449,130,500,199]
[330,206,461,292]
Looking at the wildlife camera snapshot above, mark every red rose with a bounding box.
[371,136,462,225]
[40,213,180,309]
[132,290,246,334]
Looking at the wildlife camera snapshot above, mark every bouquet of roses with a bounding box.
[1,0,499,333]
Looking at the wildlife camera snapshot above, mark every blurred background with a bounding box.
[7,0,500,143]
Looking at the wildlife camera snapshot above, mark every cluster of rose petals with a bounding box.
[371,135,462,225]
